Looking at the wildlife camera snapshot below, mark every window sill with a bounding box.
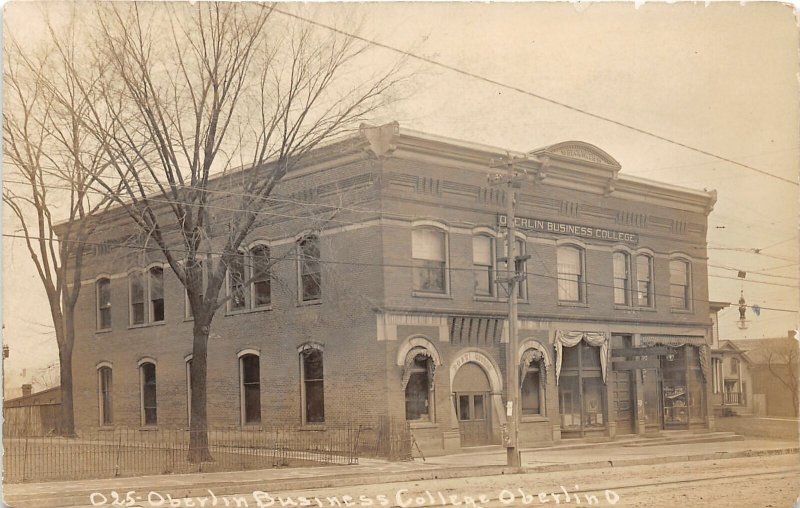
[474,295,496,302]
[139,426,159,432]
[521,415,549,423]
[128,322,167,330]
[98,425,116,431]
[95,328,113,335]
[225,306,273,317]
[633,306,657,312]
[409,421,438,429]
[297,299,322,307]
[241,424,263,431]
[557,301,588,308]
[412,291,451,299]
[670,308,694,314]
[299,424,326,431]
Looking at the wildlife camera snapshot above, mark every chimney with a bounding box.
[21,384,32,397]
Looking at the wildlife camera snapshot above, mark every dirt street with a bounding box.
[218,455,800,508]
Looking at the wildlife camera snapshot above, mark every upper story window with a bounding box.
[612,252,630,306]
[670,259,691,310]
[472,235,494,296]
[228,251,247,311]
[557,245,584,302]
[149,267,165,323]
[96,278,112,330]
[636,254,654,307]
[730,358,739,376]
[500,238,527,300]
[251,245,271,307]
[412,227,447,294]
[129,272,146,326]
[185,260,206,319]
[298,235,321,302]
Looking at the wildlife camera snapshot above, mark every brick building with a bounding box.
[69,122,718,453]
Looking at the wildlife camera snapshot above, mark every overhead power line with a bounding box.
[272,7,798,187]
[4,232,798,314]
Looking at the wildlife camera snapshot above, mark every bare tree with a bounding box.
[58,2,404,461]
[3,15,122,436]
[765,338,799,416]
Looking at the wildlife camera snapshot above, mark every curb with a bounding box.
[5,447,799,508]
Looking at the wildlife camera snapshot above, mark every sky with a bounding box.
[2,2,799,397]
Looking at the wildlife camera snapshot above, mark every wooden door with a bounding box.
[455,392,491,446]
[613,370,635,434]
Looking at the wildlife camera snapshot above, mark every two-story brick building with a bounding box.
[69,122,718,453]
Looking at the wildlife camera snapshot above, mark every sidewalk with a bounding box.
[4,436,798,507]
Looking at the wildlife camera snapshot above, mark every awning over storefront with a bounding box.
[520,342,551,384]
[640,335,706,347]
[639,335,710,382]
[554,331,609,385]
[400,346,436,391]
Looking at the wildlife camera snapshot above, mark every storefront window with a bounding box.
[558,341,606,434]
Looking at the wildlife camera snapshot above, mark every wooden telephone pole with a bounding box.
[489,154,528,468]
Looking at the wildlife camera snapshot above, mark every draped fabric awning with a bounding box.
[640,335,706,347]
[640,335,710,382]
[520,343,550,384]
[400,347,435,391]
[554,331,609,385]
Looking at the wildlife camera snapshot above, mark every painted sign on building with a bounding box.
[498,214,638,244]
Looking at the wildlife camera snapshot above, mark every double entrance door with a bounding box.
[452,362,493,447]
[612,368,664,433]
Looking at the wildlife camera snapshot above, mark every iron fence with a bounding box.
[3,425,363,483]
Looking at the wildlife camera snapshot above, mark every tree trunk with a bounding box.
[58,338,76,437]
[188,318,214,463]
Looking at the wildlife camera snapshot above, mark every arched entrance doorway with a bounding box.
[452,362,492,446]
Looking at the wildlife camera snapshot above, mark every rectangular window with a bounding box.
[613,252,629,305]
[140,363,157,426]
[412,228,447,293]
[185,260,205,319]
[251,246,271,307]
[557,246,583,302]
[97,279,112,330]
[458,394,470,421]
[636,255,653,307]
[99,367,113,425]
[149,267,164,322]
[670,260,690,309]
[241,354,261,424]
[521,368,541,415]
[130,272,145,325]
[472,236,494,296]
[229,252,247,310]
[302,350,325,423]
[299,237,322,302]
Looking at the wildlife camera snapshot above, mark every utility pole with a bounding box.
[489,154,527,468]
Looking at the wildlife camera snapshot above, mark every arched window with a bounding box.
[412,227,447,294]
[612,252,630,306]
[97,366,113,425]
[228,251,247,311]
[239,353,261,424]
[301,349,325,423]
[472,235,495,296]
[251,245,271,307]
[129,272,146,325]
[557,246,584,302]
[139,362,157,426]
[520,347,547,416]
[636,254,654,307]
[96,278,112,330]
[149,266,165,323]
[298,235,322,302]
[403,351,434,421]
[185,356,193,426]
[670,259,691,309]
